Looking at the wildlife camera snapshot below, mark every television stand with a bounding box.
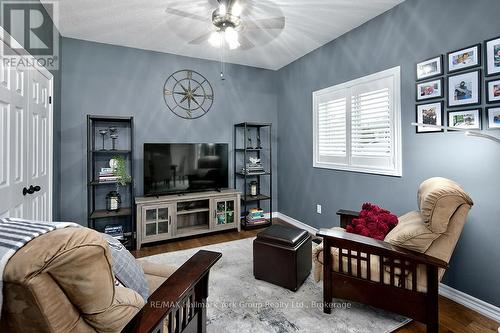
[135,189,241,250]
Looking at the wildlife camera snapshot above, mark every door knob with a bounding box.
[22,185,41,196]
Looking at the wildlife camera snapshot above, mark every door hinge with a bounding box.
[49,96,52,104]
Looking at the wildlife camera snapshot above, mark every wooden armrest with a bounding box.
[126,250,222,333]
[317,228,448,269]
[336,209,360,228]
[336,209,360,218]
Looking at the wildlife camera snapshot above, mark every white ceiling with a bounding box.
[43,0,404,70]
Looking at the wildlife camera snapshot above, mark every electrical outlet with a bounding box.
[316,204,322,214]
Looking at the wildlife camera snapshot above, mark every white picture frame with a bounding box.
[486,79,500,103]
[416,55,443,81]
[448,109,482,130]
[447,44,481,73]
[486,107,500,129]
[485,36,500,77]
[447,70,481,108]
[416,78,443,101]
[416,101,444,133]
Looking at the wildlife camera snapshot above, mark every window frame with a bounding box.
[312,66,402,177]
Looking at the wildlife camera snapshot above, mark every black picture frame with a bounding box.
[485,79,500,104]
[415,101,444,134]
[416,55,444,81]
[447,108,483,131]
[485,35,500,77]
[416,77,444,102]
[447,69,482,108]
[486,106,500,129]
[447,43,482,74]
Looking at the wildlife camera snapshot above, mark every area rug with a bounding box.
[140,238,410,333]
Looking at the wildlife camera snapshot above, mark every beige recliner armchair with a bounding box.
[0,227,220,333]
[314,177,473,333]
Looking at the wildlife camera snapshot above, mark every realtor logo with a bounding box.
[1,1,59,70]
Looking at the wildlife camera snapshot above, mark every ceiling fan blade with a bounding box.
[188,31,213,45]
[238,35,255,50]
[244,17,285,30]
[165,8,210,22]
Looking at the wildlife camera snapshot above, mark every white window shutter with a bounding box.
[313,66,401,176]
[350,76,395,170]
[313,89,347,166]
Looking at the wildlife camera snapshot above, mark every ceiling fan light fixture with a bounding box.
[219,3,227,16]
[231,2,242,16]
[224,27,240,49]
[208,31,222,47]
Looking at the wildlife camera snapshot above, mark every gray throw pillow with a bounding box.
[102,234,149,301]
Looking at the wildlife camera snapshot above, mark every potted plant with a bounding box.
[106,156,131,211]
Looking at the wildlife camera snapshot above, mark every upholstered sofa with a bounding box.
[314,177,473,332]
[0,227,220,333]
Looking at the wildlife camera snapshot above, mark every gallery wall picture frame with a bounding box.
[415,101,444,133]
[485,36,500,77]
[416,78,444,102]
[486,79,500,104]
[416,55,443,81]
[447,44,481,73]
[447,69,481,108]
[486,107,500,129]
[447,108,482,131]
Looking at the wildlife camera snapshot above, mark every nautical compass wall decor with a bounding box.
[163,70,214,119]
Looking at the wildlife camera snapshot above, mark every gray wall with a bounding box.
[276,0,500,305]
[60,37,278,225]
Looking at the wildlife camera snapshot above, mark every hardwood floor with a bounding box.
[132,219,499,333]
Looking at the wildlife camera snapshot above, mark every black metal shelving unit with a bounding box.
[87,115,135,249]
[234,122,272,230]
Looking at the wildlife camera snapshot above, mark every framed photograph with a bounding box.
[447,70,481,107]
[447,44,481,73]
[486,107,500,129]
[415,101,444,133]
[416,78,443,101]
[486,79,500,103]
[448,109,482,130]
[416,55,443,80]
[485,36,500,77]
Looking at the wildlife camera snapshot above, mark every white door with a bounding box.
[0,40,28,219]
[0,37,53,220]
[26,67,52,220]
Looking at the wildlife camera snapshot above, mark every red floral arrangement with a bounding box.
[345,203,398,240]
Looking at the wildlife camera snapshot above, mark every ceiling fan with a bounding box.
[166,0,286,50]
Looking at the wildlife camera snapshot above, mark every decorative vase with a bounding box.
[106,190,121,211]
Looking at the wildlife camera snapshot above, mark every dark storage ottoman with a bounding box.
[253,225,312,291]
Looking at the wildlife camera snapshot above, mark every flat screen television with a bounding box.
[143,143,228,196]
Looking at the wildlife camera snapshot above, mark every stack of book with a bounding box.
[241,162,265,175]
[245,208,268,225]
[104,225,124,240]
[98,167,118,183]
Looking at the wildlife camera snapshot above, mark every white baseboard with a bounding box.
[274,212,319,235]
[272,211,500,324]
[439,283,500,323]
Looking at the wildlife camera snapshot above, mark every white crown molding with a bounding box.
[273,211,500,326]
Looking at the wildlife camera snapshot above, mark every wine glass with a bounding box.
[98,129,108,150]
